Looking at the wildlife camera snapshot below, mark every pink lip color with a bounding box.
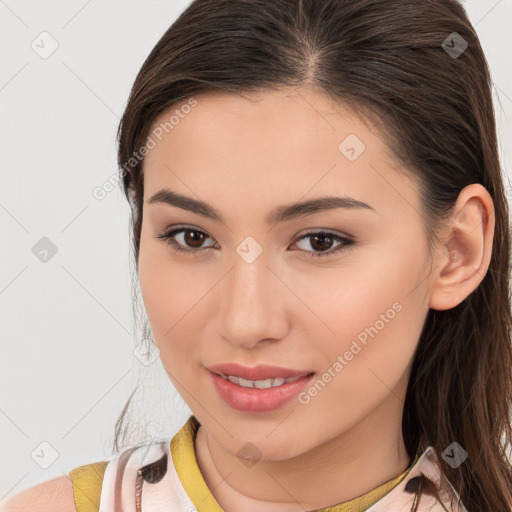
[206,364,315,413]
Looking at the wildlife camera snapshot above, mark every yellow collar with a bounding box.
[170,415,419,512]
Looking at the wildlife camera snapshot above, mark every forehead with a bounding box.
[146,87,387,157]
[142,87,419,218]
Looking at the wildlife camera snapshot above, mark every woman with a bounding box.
[2,0,511,510]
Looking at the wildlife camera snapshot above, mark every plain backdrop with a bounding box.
[1,0,511,500]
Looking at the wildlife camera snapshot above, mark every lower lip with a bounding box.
[209,371,315,413]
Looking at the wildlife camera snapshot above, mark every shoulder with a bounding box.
[0,474,77,512]
[0,422,194,512]
[0,460,109,512]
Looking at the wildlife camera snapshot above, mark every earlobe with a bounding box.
[429,184,495,311]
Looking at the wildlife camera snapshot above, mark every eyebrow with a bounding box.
[146,188,375,225]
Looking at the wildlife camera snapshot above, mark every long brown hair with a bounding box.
[113,0,512,509]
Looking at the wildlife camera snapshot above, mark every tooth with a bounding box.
[238,377,254,388]
[254,378,273,389]
[222,374,304,388]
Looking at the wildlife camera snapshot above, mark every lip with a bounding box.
[206,363,315,413]
[207,363,313,381]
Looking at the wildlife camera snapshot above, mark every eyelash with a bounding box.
[155,226,355,258]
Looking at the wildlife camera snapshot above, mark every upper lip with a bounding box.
[207,363,314,381]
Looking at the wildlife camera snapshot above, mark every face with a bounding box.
[138,87,433,461]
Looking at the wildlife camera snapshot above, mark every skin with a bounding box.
[137,87,494,512]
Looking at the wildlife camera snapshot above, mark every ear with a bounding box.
[429,183,495,311]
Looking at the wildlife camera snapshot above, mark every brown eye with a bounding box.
[309,233,335,252]
[293,231,355,258]
[155,226,217,255]
[183,229,206,248]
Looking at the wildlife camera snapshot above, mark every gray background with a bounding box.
[1,0,511,500]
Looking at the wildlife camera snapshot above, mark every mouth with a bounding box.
[206,363,315,413]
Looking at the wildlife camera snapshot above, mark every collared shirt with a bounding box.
[69,415,468,512]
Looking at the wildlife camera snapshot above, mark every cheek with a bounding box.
[139,244,169,333]
[138,233,192,342]
[138,259,195,384]
[296,273,423,430]
[138,233,217,374]
[296,243,427,372]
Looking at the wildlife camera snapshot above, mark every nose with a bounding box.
[216,250,290,350]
